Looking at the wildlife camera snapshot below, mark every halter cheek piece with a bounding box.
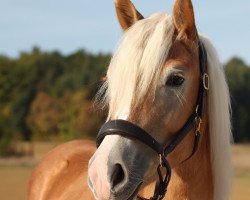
[96,41,209,200]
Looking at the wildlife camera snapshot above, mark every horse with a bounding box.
[28,0,232,200]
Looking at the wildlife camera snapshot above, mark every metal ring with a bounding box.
[203,73,209,90]
[159,154,163,167]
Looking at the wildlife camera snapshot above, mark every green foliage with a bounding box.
[0,111,14,156]
[27,92,60,140]
[225,58,250,142]
[0,47,109,155]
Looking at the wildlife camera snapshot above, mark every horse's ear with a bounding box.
[115,0,144,31]
[172,0,197,40]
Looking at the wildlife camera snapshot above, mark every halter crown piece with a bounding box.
[96,41,209,200]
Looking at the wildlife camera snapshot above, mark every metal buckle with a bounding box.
[195,105,199,114]
[159,152,166,167]
[195,116,202,135]
[203,73,209,90]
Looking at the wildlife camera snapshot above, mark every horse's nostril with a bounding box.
[110,163,125,190]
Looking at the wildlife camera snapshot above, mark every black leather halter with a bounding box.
[96,41,209,200]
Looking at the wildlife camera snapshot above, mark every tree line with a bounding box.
[0,47,108,156]
[225,57,250,143]
[0,47,249,156]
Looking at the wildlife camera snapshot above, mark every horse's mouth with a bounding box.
[87,178,99,200]
[89,176,144,200]
[127,182,143,200]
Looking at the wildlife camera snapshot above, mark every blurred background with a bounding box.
[0,0,249,199]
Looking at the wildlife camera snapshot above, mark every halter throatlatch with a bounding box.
[96,41,208,200]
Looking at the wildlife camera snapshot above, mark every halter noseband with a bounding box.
[96,41,209,200]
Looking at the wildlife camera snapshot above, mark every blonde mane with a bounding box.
[98,13,174,119]
[200,35,232,200]
[98,13,232,200]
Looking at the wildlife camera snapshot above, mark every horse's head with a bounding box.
[88,0,204,199]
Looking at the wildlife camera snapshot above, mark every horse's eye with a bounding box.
[166,75,185,87]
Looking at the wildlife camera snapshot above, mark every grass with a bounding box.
[0,143,249,200]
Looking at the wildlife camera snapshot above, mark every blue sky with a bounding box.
[0,0,249,64]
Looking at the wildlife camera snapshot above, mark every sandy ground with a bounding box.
[0,143,249,200]
[231,145,250,200]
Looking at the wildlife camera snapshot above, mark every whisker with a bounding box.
[174,89,186,107]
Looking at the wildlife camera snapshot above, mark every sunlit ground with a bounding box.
[0,143,249,200]
[231,145,250,200]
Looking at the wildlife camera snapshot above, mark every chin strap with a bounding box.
[137,155,171,200]
[152,156,171,200]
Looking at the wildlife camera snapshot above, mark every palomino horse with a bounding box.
[28,0,232,200]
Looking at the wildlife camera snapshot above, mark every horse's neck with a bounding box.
[167,125,213,200]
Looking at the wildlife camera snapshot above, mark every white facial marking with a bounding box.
[116,112,129,120]
[88,135,121,200]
